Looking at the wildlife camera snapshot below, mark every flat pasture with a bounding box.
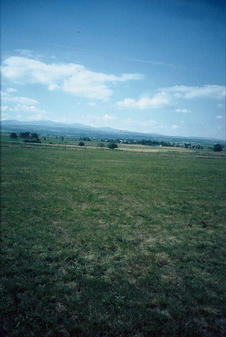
[1,144,226,337]
[118,144,191,152]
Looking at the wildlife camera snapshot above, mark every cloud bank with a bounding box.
[1,56,143,101]
[1,90,45,120]
[117,92,171,109]
[117,85,226,109]
[165,85,226,100]
[175,108,192,113]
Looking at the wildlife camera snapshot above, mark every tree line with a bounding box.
[10,132,41,143]
[9,132,223,151]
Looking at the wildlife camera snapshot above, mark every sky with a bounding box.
[1,0,225,139]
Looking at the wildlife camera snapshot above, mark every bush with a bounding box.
[80,137,91,141]
[10,133,18,139]
[31,133,39,139]
[108,143,118,149]
[79,141,85,146]
[97,143,105,147]
[19,132,30,138]
[213,144,223,152]
[23,139,41,143]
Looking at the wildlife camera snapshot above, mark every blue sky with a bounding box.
[1,0,225,139]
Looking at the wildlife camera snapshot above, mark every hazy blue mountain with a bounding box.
[0,119,159,138]
[0,120,224,144]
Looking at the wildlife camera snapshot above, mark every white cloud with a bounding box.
[48,83,59,91]
[103,114,115,120]
[88,102,97,106]
[128,58,179,68]
[133,119,163,129]
[27,113,46,121]
[1,90,45,119]
[164,85,226,100]
[6,87,18,93]
[1,105,11,112]
[110,118,166,132]
[216,115,223,119]
[117,84,225,110]
[117,92,171,109]
[171,124,179,129]
[15,49,34,58]
[2,94,38,105]
[1,102,45,114]
[71,113,116,128]
[2,56,143,101]
[117,98,136,108]
[176,108,192,113]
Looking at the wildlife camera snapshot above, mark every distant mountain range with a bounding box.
[0,119,224,144]
[1,119,152,138]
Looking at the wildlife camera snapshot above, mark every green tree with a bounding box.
[10,132,18,139]
[31,133,39,139]
[108,143,118,149]
[213,144,223,152]
[79,141,85,146]
[19,132,30,138]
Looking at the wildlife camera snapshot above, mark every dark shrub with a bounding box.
[79,141,85,146]
[108,143,118,149]
[23,139,41,143]
[213,144,223,152]
[10,133,17,139]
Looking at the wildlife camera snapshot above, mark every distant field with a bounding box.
[1,143,226,337]
[118,144,192,152]
[0,134,207,154]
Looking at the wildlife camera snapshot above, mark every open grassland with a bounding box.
[1,135,192,153]
[1,144,226,337]
[0,134,203,153]
[118,144,191,153]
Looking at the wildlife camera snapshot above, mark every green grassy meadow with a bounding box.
[1,143,226,336]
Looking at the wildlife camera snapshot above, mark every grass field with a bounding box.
[1,143,226,337]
